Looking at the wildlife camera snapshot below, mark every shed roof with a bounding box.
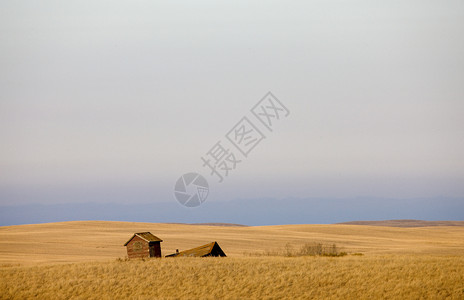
[165,241,226,257]
[124,232,163,246]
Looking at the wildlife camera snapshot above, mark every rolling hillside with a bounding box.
[1,221,464,265]
[1,221,464,299]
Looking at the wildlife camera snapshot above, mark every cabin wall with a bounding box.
[126,235,150,259]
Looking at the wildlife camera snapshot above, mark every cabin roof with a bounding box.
[166,241,226,257]
[124,232,163,246]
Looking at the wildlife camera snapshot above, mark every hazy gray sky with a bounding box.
[1,0,463,205]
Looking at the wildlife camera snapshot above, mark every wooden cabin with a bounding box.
[124,232,163,258]
[165,241,226,257]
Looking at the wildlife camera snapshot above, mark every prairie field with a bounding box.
[1,221,464,299]
[1,255,464,299]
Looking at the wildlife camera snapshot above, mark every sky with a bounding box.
[1,1,463,211]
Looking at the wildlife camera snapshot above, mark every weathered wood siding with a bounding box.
[126,235,150,259]
[126,236,162,258]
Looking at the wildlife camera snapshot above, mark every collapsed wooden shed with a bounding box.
[165,241,226,257]
[124,232,163,258]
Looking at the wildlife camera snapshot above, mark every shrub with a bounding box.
[247,242,347,257]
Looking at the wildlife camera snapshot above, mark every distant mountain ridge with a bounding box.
[0,197,463,226]
[188,223,248,227]
[337,219,464,227]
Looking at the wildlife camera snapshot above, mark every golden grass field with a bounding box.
[1,221,464,299]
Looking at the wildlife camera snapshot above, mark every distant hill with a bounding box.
[336,219,464,227]
[166,222,247,227]
[1,221,464,265]
[1,197,463,226]
[188,223,248,227]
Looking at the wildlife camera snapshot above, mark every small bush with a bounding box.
[298,243,346,257]
[116,257,130,262]
[247,242,347,257]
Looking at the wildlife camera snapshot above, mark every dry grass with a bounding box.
[1,221,464,265]
[1,221,464,299]
[1,255,463,299]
